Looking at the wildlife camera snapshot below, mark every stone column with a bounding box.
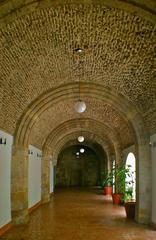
[11,145,29,225]
[135,141,151,224]
[51,159,57,191]
[114,144,123,193]
[105,149,111,172]
[41,151,51,204]
[115,144,123,167]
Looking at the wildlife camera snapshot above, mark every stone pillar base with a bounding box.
[42,194,50,204]
[12,209,29,225]
[151,222,156,230]
[135,208,150,224]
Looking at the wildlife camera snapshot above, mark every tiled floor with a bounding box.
[2,188,156,240]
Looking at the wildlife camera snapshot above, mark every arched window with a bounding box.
[126,152,136,200]
[112,160,116,193]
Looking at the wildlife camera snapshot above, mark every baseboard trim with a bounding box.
[28,201,42,214]
[0,222,12,236]
[151,221,156,230]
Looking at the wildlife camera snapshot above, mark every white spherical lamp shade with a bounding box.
[80,148,85,153]
[74,101,86,113]
[78,136,84,143]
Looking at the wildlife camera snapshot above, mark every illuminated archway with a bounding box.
[126,152,136,200]
[11,83,150,225]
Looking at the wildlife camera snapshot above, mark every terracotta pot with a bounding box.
[125,201,136,219]
[112,193,122,204]
[104,186,112,195]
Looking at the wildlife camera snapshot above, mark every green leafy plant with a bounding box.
[101,170,113,187]
[115,164,135,202]
[124,186,133,201]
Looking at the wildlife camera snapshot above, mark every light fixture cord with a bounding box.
[78,56,81,136]
[78,56,81,102]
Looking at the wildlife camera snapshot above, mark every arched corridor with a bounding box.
[0,0,156,237]
[3,188,156,240]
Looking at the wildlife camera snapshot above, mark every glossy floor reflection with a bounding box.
[2,188,156,240]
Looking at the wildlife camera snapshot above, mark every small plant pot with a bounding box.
[125,201,136,219]
[112,193,122,204]
[104,186,112,195]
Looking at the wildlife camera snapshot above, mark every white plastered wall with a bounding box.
[0,129,12,228]
[150,133,156,225]
[28,145,42,208]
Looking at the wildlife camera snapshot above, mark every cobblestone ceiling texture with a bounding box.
[0,1,156,149]
[30,100,132,149]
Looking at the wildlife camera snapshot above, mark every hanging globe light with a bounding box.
[74,100,86,113]
[80,148,85,153]
[78,136,84,143]
[76,152,80,156]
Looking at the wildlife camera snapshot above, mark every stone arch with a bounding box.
[41,129,114,203]
[42,117,123,177]
[53,137,110,188]
[41,119,120,203]
[0,0,155,28]
[49,132,112,162]
[14,83,139,146]
[44,127,114,165]
[43,118,120,153]
[11,83,150,225]
[55,137,110,161]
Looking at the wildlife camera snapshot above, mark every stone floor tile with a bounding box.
[2,188,156,240]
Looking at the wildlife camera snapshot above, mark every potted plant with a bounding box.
[112,165,135,205]
[124,199,136,219]
[111,165,124,204]
[102,171,113,196]
[112,164,136,218]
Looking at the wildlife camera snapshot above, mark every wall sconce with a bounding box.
[37,153,42,158]
[28,149,33,155]
[0,138,6,145]
[149,141,156,148]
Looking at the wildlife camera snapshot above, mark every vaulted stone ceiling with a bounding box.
[0,0,155,153]
[49,131,113,161]
[29,99,133,148]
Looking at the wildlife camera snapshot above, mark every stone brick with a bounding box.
[0,3,155,149]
